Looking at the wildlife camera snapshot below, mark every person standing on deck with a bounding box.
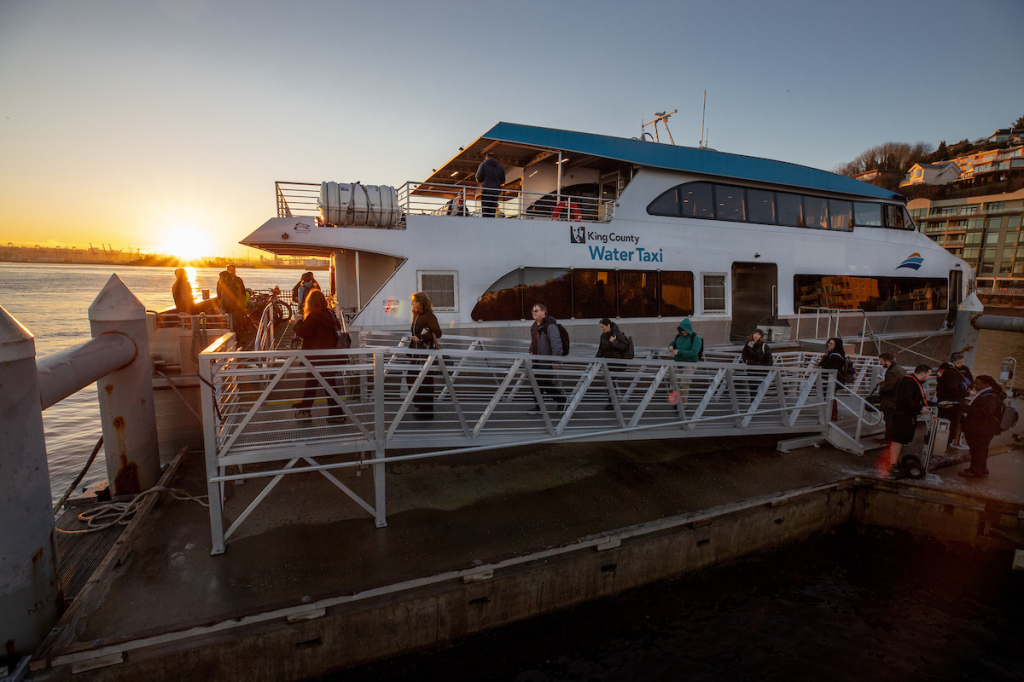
[226,264,246,305]
[476,151,505,218]
[936,351,974,448]
[958,375,1005,479]
[888,365,932,479]
[876,352,906,475]
[216,270,245,332]
[529,303,566,414]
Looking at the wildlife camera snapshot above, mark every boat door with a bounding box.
[947,269,963,327]
[731,262,778,341]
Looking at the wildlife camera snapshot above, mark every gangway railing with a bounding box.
[795,306,881,355]
[198,340,839,554]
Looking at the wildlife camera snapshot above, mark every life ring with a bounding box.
[552,200,581,221]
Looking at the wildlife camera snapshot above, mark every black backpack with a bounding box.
[842,357,856,384]
[1000,399,1018,433]
[555,323,570,356]
[694,334,704,362]
[622,333,635,360]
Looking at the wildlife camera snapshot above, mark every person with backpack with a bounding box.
[529,303,566,414]
[816,337,847,421]
[667,318,702,362]
[958,375,1006,479]
[741,328,773,366]
[292,272,316,320]
[294,289,345,425]
[408,291,442,421]
[597,317,631,411]
[936,351,975,448]
[888,364,933,479]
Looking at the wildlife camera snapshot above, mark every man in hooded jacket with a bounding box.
[667,318,702,362]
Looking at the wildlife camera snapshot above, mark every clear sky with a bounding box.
[1,0,1022,259]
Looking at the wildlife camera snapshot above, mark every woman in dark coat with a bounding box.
[409,291,442,420]
[596,317,628,410]
[741,329,773,366]
[816,337,846,420]
[295,289,344,423]
[889,364,933,478]
[958,375,1005,478]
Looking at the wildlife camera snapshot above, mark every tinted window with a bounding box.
[647,187,680,217]
[714,185,745,221]
[853,202,882,226]
[473,270,523,321]
[828,200,853,231]
[794,274,948,312]
[523,268,571,321]
[804,197,828,229]
[573,269,616,319]
[660,271,695,317]
[777,193,803,227]
[747,189,776,224]
[680,183,714,218]
[885,205,905,230]
[618,270,659,317]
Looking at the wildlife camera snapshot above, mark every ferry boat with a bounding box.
[241,122,974,352]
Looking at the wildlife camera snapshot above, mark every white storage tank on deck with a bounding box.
[319,181,400,227]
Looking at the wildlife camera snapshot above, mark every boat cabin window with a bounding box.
[472,267,694,321]
[647,181,915,232]
[853,202,882,226]
[794,274,948,313]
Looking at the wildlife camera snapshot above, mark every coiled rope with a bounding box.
[55,486,209,534]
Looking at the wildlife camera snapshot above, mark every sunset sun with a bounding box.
[161,226,213,261]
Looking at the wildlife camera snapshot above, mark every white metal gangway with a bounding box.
[197,335,886,554]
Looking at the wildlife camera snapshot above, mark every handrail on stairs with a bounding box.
[829,381,883,449]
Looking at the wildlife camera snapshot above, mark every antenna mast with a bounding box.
[699,90,706,149]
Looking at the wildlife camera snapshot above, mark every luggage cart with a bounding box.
[899,413,950,480]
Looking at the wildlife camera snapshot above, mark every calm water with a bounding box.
[330,527,1024,681]
[0,262,309,504]
[1,262,1023,504]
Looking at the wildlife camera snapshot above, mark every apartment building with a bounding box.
[908,188,1024,291]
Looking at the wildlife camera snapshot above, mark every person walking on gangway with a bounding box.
[476,151,505,218]
[596,317,630,410]
[529,303,566,414]
[408,291,442,421]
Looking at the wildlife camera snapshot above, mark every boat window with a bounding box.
[714,185,745,222]
[647,186,682,216]
[573,269,617,319]
[902,207,916,231]
[473,269,524,320]
[777,193,803,227]
[804,197,829,230]
[472,268,693,321]
[884,204,905,230]
[661,271,696,317]
[794,274,948,312]
[618,270,659,317]
[523,268,571,320]
[747,189,776,224]
[828,200,853,231]
[853,202,882,226]
[701,274,727,313]
[681,183,714,218]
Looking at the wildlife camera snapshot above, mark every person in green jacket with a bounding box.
[667,318,702,362]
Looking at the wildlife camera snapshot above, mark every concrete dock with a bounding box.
[30,427,1024,681]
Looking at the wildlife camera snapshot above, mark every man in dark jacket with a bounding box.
[597,317,629,411]
[958,375,1005,478]
[877,352,906,475]
[888,364,932,478]
[936,351,974,448]
[476,152,505,218]
[529,303,565,413]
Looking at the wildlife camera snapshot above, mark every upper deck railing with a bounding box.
[275,181,616,223]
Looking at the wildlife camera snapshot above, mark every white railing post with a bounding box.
[199,348,226,555]
[373,350,387,528]
[0,307,62,661]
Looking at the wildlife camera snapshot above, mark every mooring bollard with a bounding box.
[0,306,63,661]
[88,274,161,496]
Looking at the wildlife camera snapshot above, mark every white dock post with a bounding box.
[950,292,984,370]
[0,306,62,661]
[88,274,161,496]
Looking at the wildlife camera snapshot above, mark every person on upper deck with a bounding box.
[476,151,505,218]
[667,318,702,363]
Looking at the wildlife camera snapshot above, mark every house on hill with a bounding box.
[900,161,961,187]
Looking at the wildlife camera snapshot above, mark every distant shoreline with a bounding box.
[0,258,328,270]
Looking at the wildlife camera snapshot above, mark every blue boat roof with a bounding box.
[480,122,901,201]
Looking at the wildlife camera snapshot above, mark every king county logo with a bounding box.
[896,252,924,270]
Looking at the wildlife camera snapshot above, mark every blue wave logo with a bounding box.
[896,252,924,270]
